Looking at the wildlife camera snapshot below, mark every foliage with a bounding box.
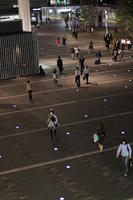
[116,0,133,37]
[80,6,97,26]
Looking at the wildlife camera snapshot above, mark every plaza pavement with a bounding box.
[0,22,133,200]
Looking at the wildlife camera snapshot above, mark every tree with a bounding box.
[116,0,133,37]
[80,5,97,27]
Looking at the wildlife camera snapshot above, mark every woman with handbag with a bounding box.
[93,124,106,154]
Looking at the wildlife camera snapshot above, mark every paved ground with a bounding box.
[0,22,133,200]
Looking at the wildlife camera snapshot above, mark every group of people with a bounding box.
[51,54,89,87]
[56,35,67,47]
[70,45,80,59]
[75,65,90,87]
[93,124,132,177]
[47,108,132,177]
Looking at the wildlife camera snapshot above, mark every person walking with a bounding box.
[116,138,132,176]
[83,65,90,84]
[72,27,75,37]
[95,50,101,64]
[56,37,61,47]
[79,55,85,75]
[53,68,58,84]
[62,35,66,45]
[118,49,123,61]
[47,109,59,139]
[93,124,106,154]
[112,48,118,62]
[75,29,78,39]
[57,56,64,76]
[26,80,32,101]
[89,41,94,54]
[75,66,80,87]
[70,46,75,59]
[74,46,80,59]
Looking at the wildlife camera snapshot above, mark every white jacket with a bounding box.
[47,114,58,130]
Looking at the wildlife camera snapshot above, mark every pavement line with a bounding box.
[0,90,133,116]
[0,143,133,176]
[0,64,133,89]
[0,76,133,101]
[0,110,133,140]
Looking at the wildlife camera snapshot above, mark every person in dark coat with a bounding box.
[62,35,66,45]
[79,55,85,75]
[26,80,32,101]
[57,56,64,76]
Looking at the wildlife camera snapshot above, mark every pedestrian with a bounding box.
[95,50,102,64]
[116,138,132,176]
[74,46,80,59]
[57,56,64,76]
[56,37,60,47]
[75,29,78,39]
[118,49,123,61]
[75,66,80,87]
[114,25,117,34]
[79,55,85,75]
[104,33,111,50]
[26,80,32,101]
[47,109,59,139]
[89,41,94,54]
[70,46,75,59]
[126,39,132,49]
[72,27,75,37]
[115,40,121,50]
[121,38,126,50]
[83,65,90,84]
[62,35,66,45]
[53,68,58,84]
[93,124,106,154]
[112,48,118,62]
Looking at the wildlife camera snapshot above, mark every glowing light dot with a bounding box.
[125,85,128,89]
[0,155,2,159]
[66,165,71,169]
[16,126,19,129]
[129,79,132,82]
[128,69,131,72]
[60,197,65,200]
[66,132,70,135]
[84,114,88,118]
[54,147,58,151]
[95,69,98,72]
[76,89,79,92]
[121,131,125,134]
[13,104,16,108]
[104,98,107,102]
